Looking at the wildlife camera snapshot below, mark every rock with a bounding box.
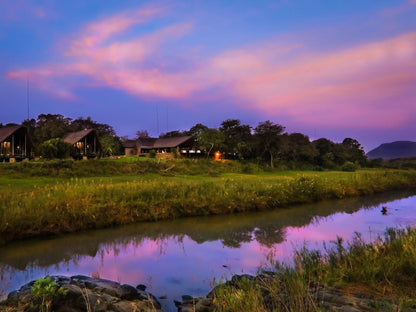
[0,275,161,312]
[175,296,215,312]
[136,284,147,291]
[120,284,139,300]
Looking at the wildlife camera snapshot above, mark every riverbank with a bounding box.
[210,227,416,311]
[1,159,416,245]
[2,227,415,311]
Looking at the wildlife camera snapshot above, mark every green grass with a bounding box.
[1,159,416,245]
[212,227,416,311]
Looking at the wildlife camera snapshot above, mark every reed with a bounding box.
[212,227,416,311]
[1,161,416,245]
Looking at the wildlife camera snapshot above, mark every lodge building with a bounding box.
[0,125,32,162]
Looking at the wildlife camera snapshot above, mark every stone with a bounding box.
[120,284,139,300]
[0,275,161,312]
[136,284,147,291]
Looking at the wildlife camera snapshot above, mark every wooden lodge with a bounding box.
[63,129,101,159]
[124,136,200,158]
[0,125,32,162]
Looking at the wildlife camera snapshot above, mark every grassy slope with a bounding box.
[1,158,416,245]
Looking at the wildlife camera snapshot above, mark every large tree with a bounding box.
[280,133,317,165]
[135,130,150,138]
[34,114,72,146]
[186,123,208,138]
[198,128,224,158]
[254,120,285,168]
[219,119,252,159]
[342,137,367,165]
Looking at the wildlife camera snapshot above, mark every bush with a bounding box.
[32,276,68,312]
[39,138,71,159]
[149,149,156,158]
[341,161,357,172]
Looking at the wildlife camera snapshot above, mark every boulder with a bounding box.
[0,275,161,312]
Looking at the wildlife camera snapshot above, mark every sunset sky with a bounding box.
[1,0,415,151]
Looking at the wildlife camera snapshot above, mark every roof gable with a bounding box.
[123,136,193,149]
[0,125,26,143]
[153,136,192,148]
[63,129,96,144]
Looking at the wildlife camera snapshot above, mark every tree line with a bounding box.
[152,118,367,170]
[1,115,367,170]
[1,114,123,158]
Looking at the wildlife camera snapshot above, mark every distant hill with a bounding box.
[367,141,416,159]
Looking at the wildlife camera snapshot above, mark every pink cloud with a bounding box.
[66,5,168,56]
[6,2,416,131]
[206,32,416,128]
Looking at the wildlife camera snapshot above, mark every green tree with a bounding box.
[219,119,252,159]
[34,114,72,147]
[342,137,367,165]
[135,130,150,138]
[159,130,186,138]
[100,134,123,157]
[198,128,225,158]
[313,138,336,168]
[39,138,71,159]
[186,123,208,137]
[254,120,285,168]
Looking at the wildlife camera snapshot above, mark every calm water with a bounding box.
[1,191,416,311]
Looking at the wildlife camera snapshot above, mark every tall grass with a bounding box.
[1,161,416,244]
[212,227,416,311]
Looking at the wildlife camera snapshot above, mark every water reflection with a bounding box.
[1,191,416,311]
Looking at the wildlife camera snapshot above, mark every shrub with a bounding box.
[31,276,68,312]
[341,161,357,172]
[149,149,156,158]
[39,138,71,159]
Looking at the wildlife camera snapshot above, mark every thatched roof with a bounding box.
[123,136,193,149]
[153,136,192,148]
[63,129,97,144]
[123,139,137,148]
[137,137,157,149]
[0,125,26,143]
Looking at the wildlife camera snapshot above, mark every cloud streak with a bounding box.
[6,4,416,130]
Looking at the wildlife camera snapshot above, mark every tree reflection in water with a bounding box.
[1,190,416,305]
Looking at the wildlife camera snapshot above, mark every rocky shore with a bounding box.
[0,275,161,312]
[1,274,410,312]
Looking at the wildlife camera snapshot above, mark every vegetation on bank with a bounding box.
[213,227,416,311]
[1,158,416,245]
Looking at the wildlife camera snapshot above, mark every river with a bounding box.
[1,191,416,311]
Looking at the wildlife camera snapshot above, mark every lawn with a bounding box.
[1,159,416,245]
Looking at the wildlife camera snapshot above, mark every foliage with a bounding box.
[198,128,225,158]
[159,130,187,138]
[22,114,123,157]
[213,227,416,311]
[31,276,67,312]
[219,119,252,159]
[254,120,285,168]
[39,138,71,159]
[100,134,123,157]
[341,161,357,172]
[149,149,156,158]
[1,161,416,245]
[135,130,150,138]
[19,114,373,167]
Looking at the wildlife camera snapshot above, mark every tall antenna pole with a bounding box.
[156,103,159,135]
[166,104,168,133]
[26,75,30,120]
